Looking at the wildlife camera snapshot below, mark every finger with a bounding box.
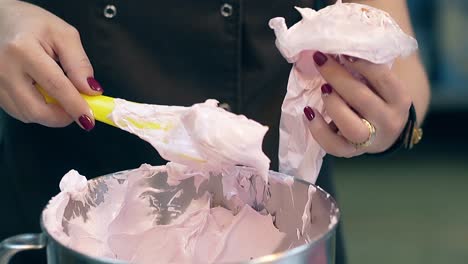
[0,87,24,122]
[32,103,73,127]
[23,44,95,131]
[1,78,72,126]
[312,51,385,118]
[303,106,358,158]
[23,79,74,127]
[52,26,103,95]
[321,83,370,144]
[342,56,410,106]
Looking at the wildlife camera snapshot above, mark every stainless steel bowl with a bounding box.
[0,167,340,264]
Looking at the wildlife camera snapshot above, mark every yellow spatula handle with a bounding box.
[37,85,117,127]
[81,94,116,127]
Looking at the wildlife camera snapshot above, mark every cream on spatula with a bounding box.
[38,86,270,181]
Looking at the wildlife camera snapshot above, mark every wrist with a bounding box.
[368,103,422,157]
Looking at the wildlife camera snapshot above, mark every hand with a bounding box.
[0,1,103,130]
[303,51,412,157]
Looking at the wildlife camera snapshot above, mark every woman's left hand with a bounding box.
[303,51,412,158]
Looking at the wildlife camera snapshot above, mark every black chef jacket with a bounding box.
[0,1,345,263]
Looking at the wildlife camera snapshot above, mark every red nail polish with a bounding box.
[303,106,315,121]
[87,77,104,92]
[78,115,94,131]
[313,51,327,66]
[321,83,333,95]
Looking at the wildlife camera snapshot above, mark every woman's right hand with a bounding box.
[0,0,103,131]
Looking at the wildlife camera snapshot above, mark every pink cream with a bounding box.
[42,165,287,263]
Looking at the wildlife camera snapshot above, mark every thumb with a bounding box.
[53,26,104,95]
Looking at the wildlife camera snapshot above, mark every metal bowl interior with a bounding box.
[40,167,340,263]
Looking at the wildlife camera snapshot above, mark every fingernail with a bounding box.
[313,51,328,66]
[78,115,94,131]
[303,106,315,121]
[321,83,333,95]
[87,77,103,92]
[344,55,357,63]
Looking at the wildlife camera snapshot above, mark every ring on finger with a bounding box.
[348,118,376,149]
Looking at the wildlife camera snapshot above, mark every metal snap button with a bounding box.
[220,3,233,17]
[219,102,232,112]
[103,4,117,19]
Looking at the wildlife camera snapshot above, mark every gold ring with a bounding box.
[348,118,376,148]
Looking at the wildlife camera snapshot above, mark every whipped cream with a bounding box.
[109,99,270,182]
[43,165,287,263]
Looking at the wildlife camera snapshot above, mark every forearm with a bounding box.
[346,0,431,123]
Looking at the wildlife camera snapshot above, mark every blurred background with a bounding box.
[0,1,466,263]
[333,1,468,263]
